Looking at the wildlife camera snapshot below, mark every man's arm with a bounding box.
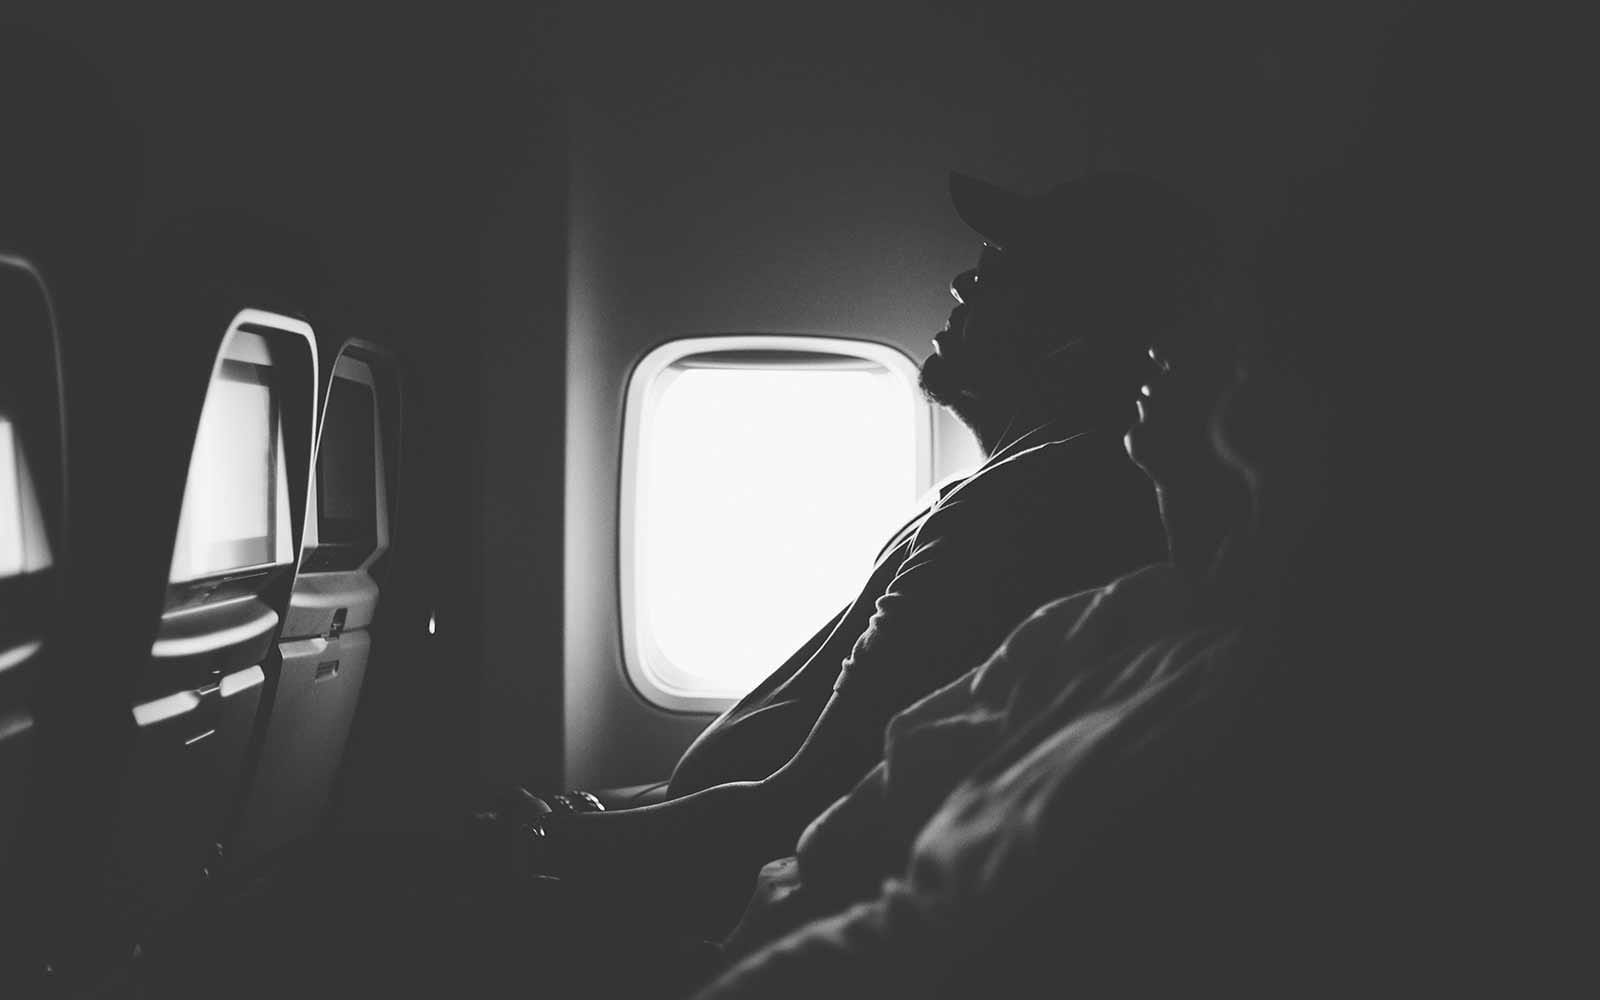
[694,633,1233,999]
[541,490,1098,880]
[692,879,951,1000]
[540,688,879,884]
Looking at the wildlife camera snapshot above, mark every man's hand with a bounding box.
[467,786,608,880]
[722,856,819,960]
[467,786,553,880]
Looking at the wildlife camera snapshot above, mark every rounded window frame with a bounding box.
[619,334,932,713]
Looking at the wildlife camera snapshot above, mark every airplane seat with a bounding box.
[0,255,66,914]
[99,292,319,947]
[1,34,148,989]
[229,341,401,870]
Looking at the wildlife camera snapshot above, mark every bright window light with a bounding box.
[169,361,293,582]
[0,417,23,577]
[623,337,930,710]
[0,416,51,578]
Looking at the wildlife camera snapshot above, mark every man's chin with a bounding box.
[917,354,971,409]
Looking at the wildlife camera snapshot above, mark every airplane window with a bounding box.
[0,417,24,577]
[623,337,929,709]
[168,360,293,582]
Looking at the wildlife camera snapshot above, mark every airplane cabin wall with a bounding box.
[8,0,1409,823]
[557,0,1399,789]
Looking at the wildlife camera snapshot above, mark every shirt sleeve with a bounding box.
[795,578,1162,900]
[795,588,1102,890]
[830,487,1068,719]
[694,878,954,1000]
[696,630,1242,1000]
[829,432,1165,717]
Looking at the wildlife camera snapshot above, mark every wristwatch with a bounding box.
[544,790,605,815]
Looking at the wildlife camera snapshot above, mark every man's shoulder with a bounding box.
[935,429,1149,515]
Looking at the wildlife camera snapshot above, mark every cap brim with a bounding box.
[949,172,1028,250]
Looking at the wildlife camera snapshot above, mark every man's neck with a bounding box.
[1158,476,1250,594]
[974,397,1125,459]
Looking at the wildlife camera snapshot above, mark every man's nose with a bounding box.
[950,268,979,305]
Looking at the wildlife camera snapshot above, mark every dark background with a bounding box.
[4,0,1408,826]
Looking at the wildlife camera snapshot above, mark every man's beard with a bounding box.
[917,352,971,410]
[920,351,1012,439]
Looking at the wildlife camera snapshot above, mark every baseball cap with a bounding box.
[949,170,1214,283]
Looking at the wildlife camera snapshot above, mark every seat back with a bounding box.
[230,340,399,867]
[105,308,317,932]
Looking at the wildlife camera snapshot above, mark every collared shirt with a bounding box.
[696,622,1252,1000]
[715,563,1199,959]
[795,563,1196,899]
[668,423,1164,798]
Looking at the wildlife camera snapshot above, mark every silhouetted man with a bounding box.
[691,247,1321,1000]
[692,12,1536,985]
[707,268,1251,964]
[513,172,1219,916]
